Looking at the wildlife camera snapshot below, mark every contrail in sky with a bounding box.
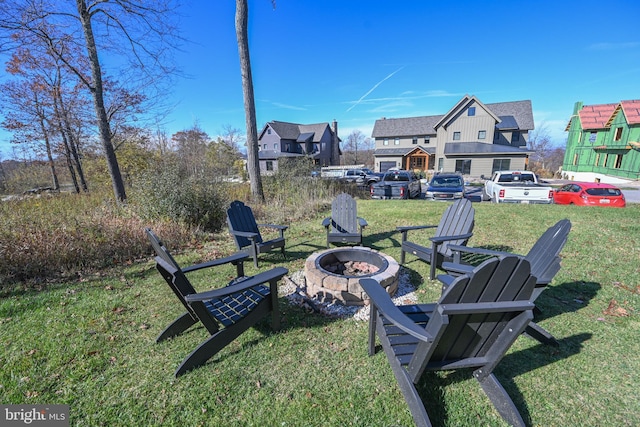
[347,66,405,112]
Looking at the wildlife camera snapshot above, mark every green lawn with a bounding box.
[1,201,639,426]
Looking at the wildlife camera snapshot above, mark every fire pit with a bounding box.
[304,247,400,306]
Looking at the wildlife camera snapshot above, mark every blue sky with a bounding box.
[2,0,640,157]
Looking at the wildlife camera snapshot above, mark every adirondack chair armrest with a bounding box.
[439,301,535,315]
[429,231,474,244]
[357,217,368,228]
[361,279,434,342]
[181,252,249,274]
[229,230,260,241]
[396,224,437,232]
[184,267,289,303]
[257,223,288,231]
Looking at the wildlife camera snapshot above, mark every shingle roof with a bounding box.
[444,142,532,155]
[371,98,534,138]
[576,103,618,130]
[265,121,333,142]
[618,100,640,125]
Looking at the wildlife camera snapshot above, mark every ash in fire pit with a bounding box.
[322,260,379,276]
[304,247,399,306]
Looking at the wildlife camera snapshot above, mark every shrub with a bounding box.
[130,163,227,232]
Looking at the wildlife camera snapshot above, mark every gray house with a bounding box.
[372,95,534,177]
[257,120,341,174]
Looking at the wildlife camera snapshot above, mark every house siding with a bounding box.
[562,100,640,182]
[372,95,533,177]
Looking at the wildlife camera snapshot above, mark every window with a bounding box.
[267,129,271,134]
[589,132,597,143]
[266,161,273,171]
[512,132,520,143]
[263,144,267,149]
[468,107,476,116]
[424,137,430,144]
[615,154,623,169]
[453,132,461,140]
[412,137,418,145]
[273,143,278,150]
[492,159,510,172]
[437,158,444,172]
[478,130,486,139]
[595,153,600,166]
[572,153,578,166]
[383,138,389,146]
[603,154,608,167]
[394,138,400,145]
[455,159,471,175]
[615,127,623,141]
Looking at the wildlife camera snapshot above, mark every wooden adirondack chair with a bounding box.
[146,228,288,377]
[226,200,288,268]
[398,198,475,279]
[361,255,537,427]
[322,193,368,248]
[440,219,572,346]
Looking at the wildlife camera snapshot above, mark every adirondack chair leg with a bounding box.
[175,299,277,377]
[400,231,408,264]
[524,322,559,346]
[476,373,526,427]
[156,312,198,343]
[385,350,432,427]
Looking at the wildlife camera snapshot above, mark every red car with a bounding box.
[553,182,626,207]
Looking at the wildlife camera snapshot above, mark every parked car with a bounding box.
[370,170,421,199]
[425,172,465,201]
[553,182,626,207]
[483,170,554,204]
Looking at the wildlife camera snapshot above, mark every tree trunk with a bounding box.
[38,117,60,191]
[76,0,126,203]
[235,0,264,202]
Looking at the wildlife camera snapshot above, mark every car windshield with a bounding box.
[431,176,462,187]
[585,188,621,196]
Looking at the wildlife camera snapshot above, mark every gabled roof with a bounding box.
[371,96,534,138]
[606,100,640,127]
[566,103,618,131]
[444,142,532,156]
[260,120,337,143]
[434,95,501,129]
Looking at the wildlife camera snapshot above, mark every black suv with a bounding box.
[425,173,465,201]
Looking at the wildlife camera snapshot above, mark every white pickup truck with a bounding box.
[482,171,553,204]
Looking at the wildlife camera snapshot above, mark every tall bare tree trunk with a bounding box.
[76,0,126,203]
[235,0,264,202]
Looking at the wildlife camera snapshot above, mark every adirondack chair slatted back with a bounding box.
[435,198,475,257]
[330,193,359,234]
[146,229,198,314]
[524,219,571,283]
[227,200,263,249]
[407,256,535,380]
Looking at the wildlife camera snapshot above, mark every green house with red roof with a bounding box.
[563,100,640,183]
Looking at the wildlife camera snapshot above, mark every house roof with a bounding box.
[262,120,338,143]
[372,96,534,138]
[566,103,618,131]
[606,99,640,127]
[444,142,533,156]
[434,95,501,130]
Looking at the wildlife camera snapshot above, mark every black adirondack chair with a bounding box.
[361,255,537,427]
[440,219,572,346]
[146,228,288,377]
[398,198,475,279]
[322,192,368,248]
[226,200,288,268]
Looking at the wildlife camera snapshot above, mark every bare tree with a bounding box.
[342,129,374,166]
[0,0,180,203]
[235,0,264,202]
[527,123,555,176]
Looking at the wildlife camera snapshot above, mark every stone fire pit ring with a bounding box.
[304,246,400,306]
